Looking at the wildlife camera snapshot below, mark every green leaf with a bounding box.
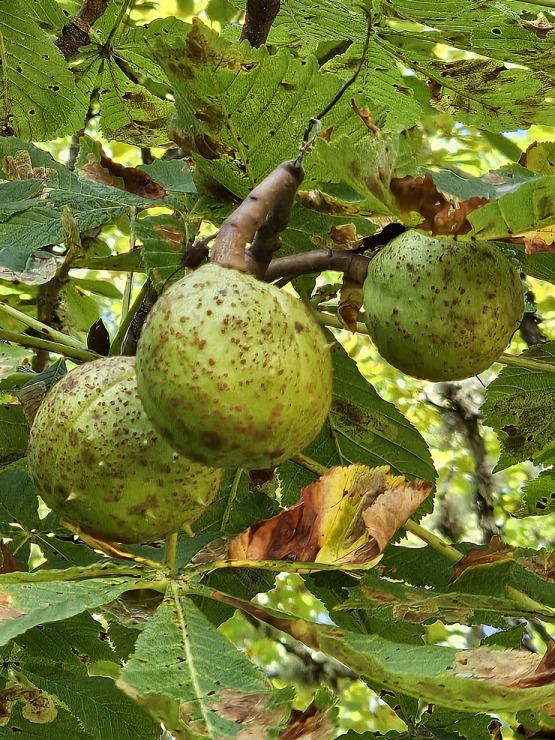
[117,587,285,737]
[0,1,87,139]
[134,213,192,291]
[521,470,555,517]
[306,130,420,217]
[0,704,93,739]
[468,175,555,240]
[0,403,28,465]
[0,463,39,568]
[483,342,555,472]
[0,139,154,283]
[0,565,151,645]
[311,621,555,712]
[340,567,555,626]
[152,19,342,197]
[138,159,197,193]
[98,63,173,147]
[11,614,160,740]
[306,342,436,483]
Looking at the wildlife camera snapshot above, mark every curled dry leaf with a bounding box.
[278,703,335,740]
[338,276,363,332]
[456,643,555,689]
[453,536,514,580]
[79,144,166,199]
[391,173,487,236]
[222,465,431,568]
[0,543,21,574]
[209,690,289,740]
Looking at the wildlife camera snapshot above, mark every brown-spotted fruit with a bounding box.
[136,264,332,469]
[27,356,223,543]
[363,231,524,381]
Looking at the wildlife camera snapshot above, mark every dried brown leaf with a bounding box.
[79,145,166,199]
[391,173,487,236]
[225,465,432,567]
[453,536,514,580]
[0,542,21,574]
[456,643,555,689]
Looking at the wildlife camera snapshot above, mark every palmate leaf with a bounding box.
[151,19,344,198]
[9,614,160,740]
[117,587,289,737]
[0,139,153,283]
[0,565,150,645]
[0,1,87,140]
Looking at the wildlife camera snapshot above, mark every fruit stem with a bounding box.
[290,452,329,477]
[0,328,98,364]
[264,250,371,283]
[403,519,463,564]
[0,302,89,351]
[210,160,304,272]
[165,532,179,576]
[499,352,555,374]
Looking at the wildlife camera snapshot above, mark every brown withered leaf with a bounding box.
[3,150,53,181]
[0,542,21,574]
[517,551,555,582]
[524,235,555,254]
[225,465,432,568]
[209,689,289,739]
[79,145,166,199]
[338,276,363,332]
[279,703,335,739]
[453,536,514,580]
[456,643,555,689]
[328,223,361,247]
[391,173,487,236]
[351,99,381,137]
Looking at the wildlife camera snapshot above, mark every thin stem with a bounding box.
[500,352,555,373]
[0,329,98,364]
[290,452,329,477]
[221,469,244,530]
[110,279,151,356]
[403,519,463,564]
[184,557,358,578]
[313,310,370,335]
[265,250,370,284]
[165,532,178,577]
[0,302,88,351]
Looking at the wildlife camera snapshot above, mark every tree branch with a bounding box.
[264,249,370,284]
[56,0,110,60]
[210,160,304,272]
[240,0,280,47]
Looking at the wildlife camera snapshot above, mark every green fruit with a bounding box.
[136,263,332,469]
[363,231,524,381]
[27,356,223,543]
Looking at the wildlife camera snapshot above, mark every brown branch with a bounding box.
[245,166,302,277]
[56,0,110,60]
[520,285,548,347]
[210,160,304,272]
[438,382,499,542]
[264,249,370,284]
[240,0,280,47]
